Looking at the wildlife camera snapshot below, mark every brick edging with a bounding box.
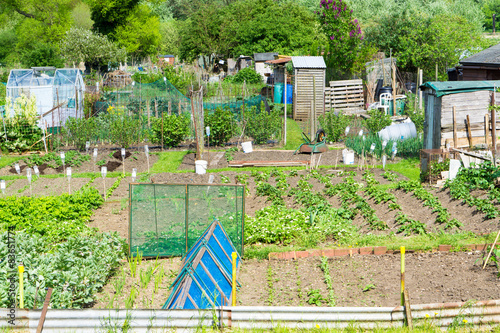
[268,244,495,260]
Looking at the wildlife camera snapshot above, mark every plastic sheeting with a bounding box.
[163,220,241,309]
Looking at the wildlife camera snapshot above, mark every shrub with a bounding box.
[245,105,282,144]
[151,113,190,147]
[230,67,262,84]
[319,111,354,142]
[365,108,392,134]
[204,107,235,146]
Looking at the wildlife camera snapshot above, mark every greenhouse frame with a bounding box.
[6,67,85,128]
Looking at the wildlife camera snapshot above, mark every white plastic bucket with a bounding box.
[342,149,355,165]
[241,141,253,153]
[195,160,208,174]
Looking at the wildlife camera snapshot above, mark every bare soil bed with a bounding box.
[238,252,500,307]
[0,148,158,176]
[3,148,500,308]
[91,250,500,309]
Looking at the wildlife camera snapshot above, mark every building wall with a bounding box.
[255,62,273,81]
[424,89,496,149]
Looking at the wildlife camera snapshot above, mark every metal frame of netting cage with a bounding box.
[129,183,245,258]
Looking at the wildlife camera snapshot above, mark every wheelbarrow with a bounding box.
[293,129,327,155]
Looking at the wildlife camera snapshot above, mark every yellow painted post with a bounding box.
[19,265,24,309]
[401,246,405,306]
[232,252,237,306]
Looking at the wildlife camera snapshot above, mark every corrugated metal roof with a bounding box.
[291,56,326,69]
[254,52,278,62]
[460,43,500,66]
[421,80,500,97]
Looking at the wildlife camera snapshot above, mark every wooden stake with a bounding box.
[392,61,397,115]
[486,113,490,147]
[419,69,423,110]
[483,230,500,269]
[403,289,413,329]
[161,112,164,151]
[492,92,497,155]
[36,288,53,333]
[466,114,473,148]
[453,106,458,148]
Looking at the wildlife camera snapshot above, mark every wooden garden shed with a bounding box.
[422,81,500,149]
[457,43,500,81]
[292,56,326,121]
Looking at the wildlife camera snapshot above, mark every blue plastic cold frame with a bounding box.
[163,220,241,309]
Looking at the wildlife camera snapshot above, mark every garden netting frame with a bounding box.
[129,183,245,258]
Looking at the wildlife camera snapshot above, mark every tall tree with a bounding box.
[87,0,140,36]
[114,4,161,58]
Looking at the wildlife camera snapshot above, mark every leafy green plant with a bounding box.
[245,105,282,145]
[362,283,376,292]
[307,289,326,306]
[205,107,235,146]
[109,115,141,148]
[227,67,262,84]
[382,171,399,181]
[318,111,354,142]
[396,212,427,235]
[106,175,124,199]
[365,108,392,134]
[320,256,336,306]
[0,186,103,243]
[151,114,190,147]
[65,117,99,150]
[0,231,124,309]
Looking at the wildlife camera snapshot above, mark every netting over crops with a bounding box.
[129,183,245,258]
[93,77,191,116]
[92,78,265,117]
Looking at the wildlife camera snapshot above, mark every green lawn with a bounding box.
[282,118,304,150]
[150,151,191,173]
[0,155,22,170]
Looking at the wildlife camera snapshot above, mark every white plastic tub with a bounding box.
[195,160,208,174]
[241,141,253,153]
[342,149,355,165]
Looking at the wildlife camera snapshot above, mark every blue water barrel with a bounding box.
[283,84,293,104]
[274,83,283,104]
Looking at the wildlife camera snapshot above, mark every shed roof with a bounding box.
[292,56,326,69]
[460,43,500,67]
[421,80,500,97]
[265,57,291,65]
[254,52,278,62]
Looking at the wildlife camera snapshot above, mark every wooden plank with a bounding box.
[485,113,490,147]
[329,79,362,86]
[441,136,487,148]
[453,106,458,148]
[466,114,473,148]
